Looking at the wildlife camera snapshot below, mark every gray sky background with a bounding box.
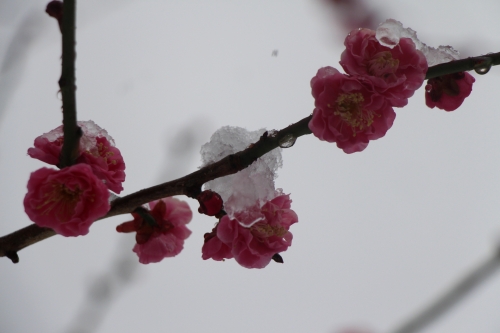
[1,1,500,333]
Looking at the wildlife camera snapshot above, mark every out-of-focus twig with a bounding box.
[64,236,138,333]
[63,123,204,333]
[0,10,46,124]
[389,247,500,333]
[320,0,380,32]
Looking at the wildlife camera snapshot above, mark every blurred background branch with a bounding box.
[389,245,500,333]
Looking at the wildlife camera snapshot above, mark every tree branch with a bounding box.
[0,116,312,261]
[58,0,80,168]
[389,247,500,333]
[425,52,500,79]
[2,52,500,263]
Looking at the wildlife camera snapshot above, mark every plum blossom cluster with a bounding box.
[309,21,427,153]
[376,19,475,112]
[24,121,125,236]
[199,126,299,268]
[310,19,475,153]
[113,126,296,267]
[202,192,298,268]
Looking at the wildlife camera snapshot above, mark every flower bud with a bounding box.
[197,190,223,216]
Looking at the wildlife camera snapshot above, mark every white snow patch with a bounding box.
[200,126,282,227]
[376,19,460,66]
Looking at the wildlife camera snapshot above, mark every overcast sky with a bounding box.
[1,1,500,333]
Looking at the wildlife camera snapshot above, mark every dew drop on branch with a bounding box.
[474,57,492,75]
[278,134,296,148]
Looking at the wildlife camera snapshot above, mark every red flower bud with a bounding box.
[197,190,223,216]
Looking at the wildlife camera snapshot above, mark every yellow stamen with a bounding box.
[334,92,374,136]
[367,51,399,77]
[251,223,287,238]
[36,182,82,222]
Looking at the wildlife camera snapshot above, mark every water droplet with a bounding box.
[278,134,296,148]
[474,57,492,75]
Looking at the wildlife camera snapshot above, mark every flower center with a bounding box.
[38,182,82,222]
[334,92,374,135]
[251,223,287,239]
[84,140,116,165]
[367,51,399,78]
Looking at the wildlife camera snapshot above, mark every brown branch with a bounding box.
[0,116,312,262]
[2,52,500,263]
[425,52,500,79]
[106,116,312,217]
[58,0,81,168]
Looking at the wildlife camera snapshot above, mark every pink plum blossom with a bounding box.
[425,72,475,111]
[23,164,110,237]
[78,136,126,194]
[340,28,427,107]
[27,121,126,193]
[201,226,233,261]
[116,198,192,264]
[309,67,395,153]
[202,193,298,269]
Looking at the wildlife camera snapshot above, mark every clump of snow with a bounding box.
[376,19,460,66]
[200,126,283,227]
[40,120,115,151]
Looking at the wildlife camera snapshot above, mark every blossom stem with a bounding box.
[2,52,500,262]
[425,52,500,79]
[133,207,158,227]
[388,247,500,333]
[58,0,81,168]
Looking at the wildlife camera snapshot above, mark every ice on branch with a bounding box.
[375,19,460,66]
[40,120,115,150]
[200,126,282,227]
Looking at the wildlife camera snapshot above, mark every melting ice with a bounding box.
[40,120,116,151]
[200,126,282,227]
[375,19,460,67]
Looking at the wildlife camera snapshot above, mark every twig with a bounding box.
[388,247,500,333]
[58,0,80,168]
[425,52,500,79]
[2,53,500,262]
